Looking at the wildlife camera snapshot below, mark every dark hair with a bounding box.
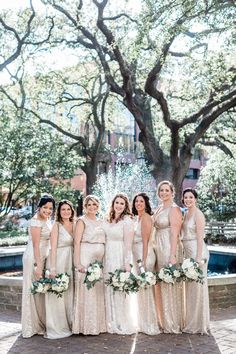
[37,194,55,210]
[132,193,153,216]
[108,193,132,223]
[56,200,75,223]
[182,188,198,205]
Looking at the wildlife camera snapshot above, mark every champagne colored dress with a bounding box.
[45,223,74,339]
[182,214,210,334]
[103,216,137,335]
[21,218,52,338]
[72,216,106,335]
[153,206,183,333]
[133,219,161,335]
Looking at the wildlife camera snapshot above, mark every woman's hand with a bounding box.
[34,265,43,280]
[49,269,57,278]
[124,264,131,272]
[168,255,177,265]
[76,264,87,273]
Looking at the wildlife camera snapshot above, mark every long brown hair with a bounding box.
[56,200,75,223]
[108,193,132,223]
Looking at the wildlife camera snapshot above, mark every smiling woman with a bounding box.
[21,194,55,338]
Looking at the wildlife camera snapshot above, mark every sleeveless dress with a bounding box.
[45,223,74,339]
[21,218,52,338]
[103,216,137,334]
[182,214,210,334]
[133,219,161,335]
[153,206,183,333]
[72,216,106,335]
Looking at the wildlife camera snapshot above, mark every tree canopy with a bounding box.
[0,0,235,200]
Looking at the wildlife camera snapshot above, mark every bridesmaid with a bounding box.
[45,200,75,339]
[181,188,210,334]
[21,194,55,338]
[103,193,136,335]
[132,193,161,335]
[152,181,183,333]
[72,195,106,335]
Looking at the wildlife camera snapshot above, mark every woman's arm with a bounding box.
[31,226,43,280]
[123,218,134,271]
[74,219,86,272]
[169,206,182,265]
[195,209,205,264]
[49,222,59,278]
[141,214,153,268]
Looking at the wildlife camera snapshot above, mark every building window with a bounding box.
[185,168,199,180]
[114,133,135,153]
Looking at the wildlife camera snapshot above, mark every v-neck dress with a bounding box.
[45,222,74,339]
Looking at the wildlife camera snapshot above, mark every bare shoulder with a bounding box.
[142,213,152,224]
[195,208,205,222]
[170,204,182,216]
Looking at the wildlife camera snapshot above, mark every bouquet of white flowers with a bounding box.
[158,264,182,284]
[31,278,51,295]
[180,258,204,284]
[105,267,139,294]
[136,259,158,289]
[84,260,103,290]
[49,273,70,297]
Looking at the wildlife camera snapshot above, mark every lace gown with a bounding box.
[72,216,106,335]
[45,223,74,339]
[133,220,161,335]
[21,218,52,338]
[103,216,137,335]
[153,206,183,333]
[182,214,210,334]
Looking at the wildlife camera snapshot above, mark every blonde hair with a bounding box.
[157,180,175,197]
[83,195,100,211]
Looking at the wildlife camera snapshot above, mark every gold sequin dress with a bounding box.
[133,219,161,335]
[45,223,74,339]
[72,216,106,335]
[21,218,52,338]
[153,206,183,333]
[182,214,210,334]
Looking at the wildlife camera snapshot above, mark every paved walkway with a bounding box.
[0,307,236,354]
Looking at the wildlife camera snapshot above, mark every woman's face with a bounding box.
[183,191,196,208]
[134,196,146,213]
[38,202,54,220]
[60,203,72,220]
[158,183,173,202]
[85,200,99,215]
[113,197,126,215]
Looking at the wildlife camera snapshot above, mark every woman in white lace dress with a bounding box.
[103,193,136,335]
[181,188,210,334]
[21,195,55,338]
[73,195,106,335]
[132,193,161,335]
[45,200,75,339]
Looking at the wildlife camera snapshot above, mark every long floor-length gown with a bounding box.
[21,218,52,338]
[103,216,137,335]
[153,206,183,333]
[72,216,106,335]
[133,219,161,335]
[182,214,210,334]
[45,223,74,339]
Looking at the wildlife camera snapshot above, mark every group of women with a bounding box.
[21,180,210,339]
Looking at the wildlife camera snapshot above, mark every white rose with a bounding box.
[87,266,93,272]
[173,270,181,278]
[36,283,44,293]
[182,258,194,270]
[186,268,198,280]
[93,268,102,278]
[87,274,96,282]
[158,268,165,279]
[119,272,130,282]
[163,274,174,283]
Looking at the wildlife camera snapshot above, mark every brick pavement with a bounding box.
[0,307,235,354]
